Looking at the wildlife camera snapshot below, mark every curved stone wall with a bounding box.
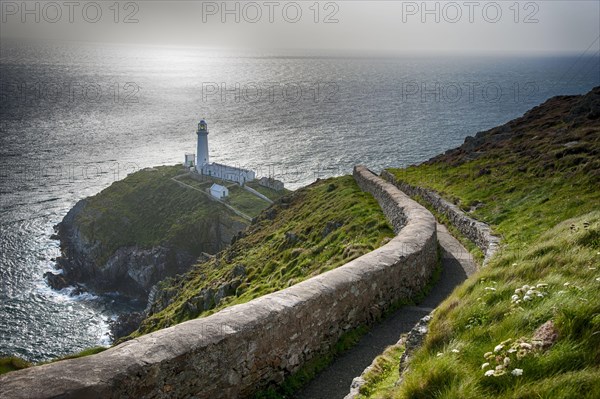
[0,166,437,399]
[381,170,500,265]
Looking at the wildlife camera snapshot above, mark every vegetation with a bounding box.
[0,357,32,375]
[131,175,394,337]
[54,346,108,361]
[363,88,600,397]
[246,180,290,202]
[225,185,272,218]
[171,173,288,218]
[355,341,407,398]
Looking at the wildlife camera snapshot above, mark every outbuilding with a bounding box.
[210,183,229,199]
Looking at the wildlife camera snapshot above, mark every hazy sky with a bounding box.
[1,1,599,54]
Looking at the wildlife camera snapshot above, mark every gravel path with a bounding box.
[293,223,477,399]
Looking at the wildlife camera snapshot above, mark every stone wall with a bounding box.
[381,170,500,265]
[0,166,437,399]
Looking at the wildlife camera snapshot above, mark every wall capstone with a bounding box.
[0,166,437,399]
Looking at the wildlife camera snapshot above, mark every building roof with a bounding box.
[208,162,254,174]
[210,183,227,192]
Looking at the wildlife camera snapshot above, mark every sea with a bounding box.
[0,40,598,362]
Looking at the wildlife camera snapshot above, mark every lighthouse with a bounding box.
[188,118,258,185]
[196,119,209,172]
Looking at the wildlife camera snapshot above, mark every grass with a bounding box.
[131,175,395,337]
[0,357,32,375]
[246,180,291,202]
[361,88,600,398]
[53,346,108,361]
[355,341,407,399]
[173,173,288,218]
[392,213,600,399]
[225,184,271,218]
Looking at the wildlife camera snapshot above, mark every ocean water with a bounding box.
[0,41,598,362]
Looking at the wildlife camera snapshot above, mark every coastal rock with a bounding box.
[53,197,246,301]
[109,312,145,340]
[43,272,70,291]
[533,320,559,350]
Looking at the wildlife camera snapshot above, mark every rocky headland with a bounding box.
[45,165,248,302]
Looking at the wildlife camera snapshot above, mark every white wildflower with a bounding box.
[511,368,523,376]
[494,344,504,353]
[523,295,531,301]
[536,283,548,288]
[503,357,511,366]
[526,290,534,296]
[515,288,522,294]
[537,293,544,298]
[481,362,490,369]
[507,348,517,354]
[484,370,495,377]
[519,342,532,349]
[564,282,570,286]
[511,294,519,302]
[485,287,496,291]
[512,263,518,266]
[451,349,460,353]
[484,352,493,359]
[596,278,600,282]
[436,352,443,357]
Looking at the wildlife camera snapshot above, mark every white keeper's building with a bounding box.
[191,119,256,185]
[210,183,229,199]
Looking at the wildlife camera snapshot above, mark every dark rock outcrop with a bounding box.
[109,312,145,340]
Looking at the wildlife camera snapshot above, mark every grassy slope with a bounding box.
[362,88,600,398]
[245,180,290,202]
[171,174,288,218]
[225,185,272,218]
[132,175,394,336]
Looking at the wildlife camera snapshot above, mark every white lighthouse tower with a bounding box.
[196,119,209,172]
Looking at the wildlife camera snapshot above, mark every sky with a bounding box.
[1,1,599,55]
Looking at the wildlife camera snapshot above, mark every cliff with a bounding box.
[358,87,600,398]
[47,165,249,300]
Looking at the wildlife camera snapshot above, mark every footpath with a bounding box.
[294,223,477,399]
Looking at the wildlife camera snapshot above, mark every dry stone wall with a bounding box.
[381,170,500,265]
[0,166,437,399]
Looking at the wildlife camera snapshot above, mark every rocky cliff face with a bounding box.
[48,197,246,301]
